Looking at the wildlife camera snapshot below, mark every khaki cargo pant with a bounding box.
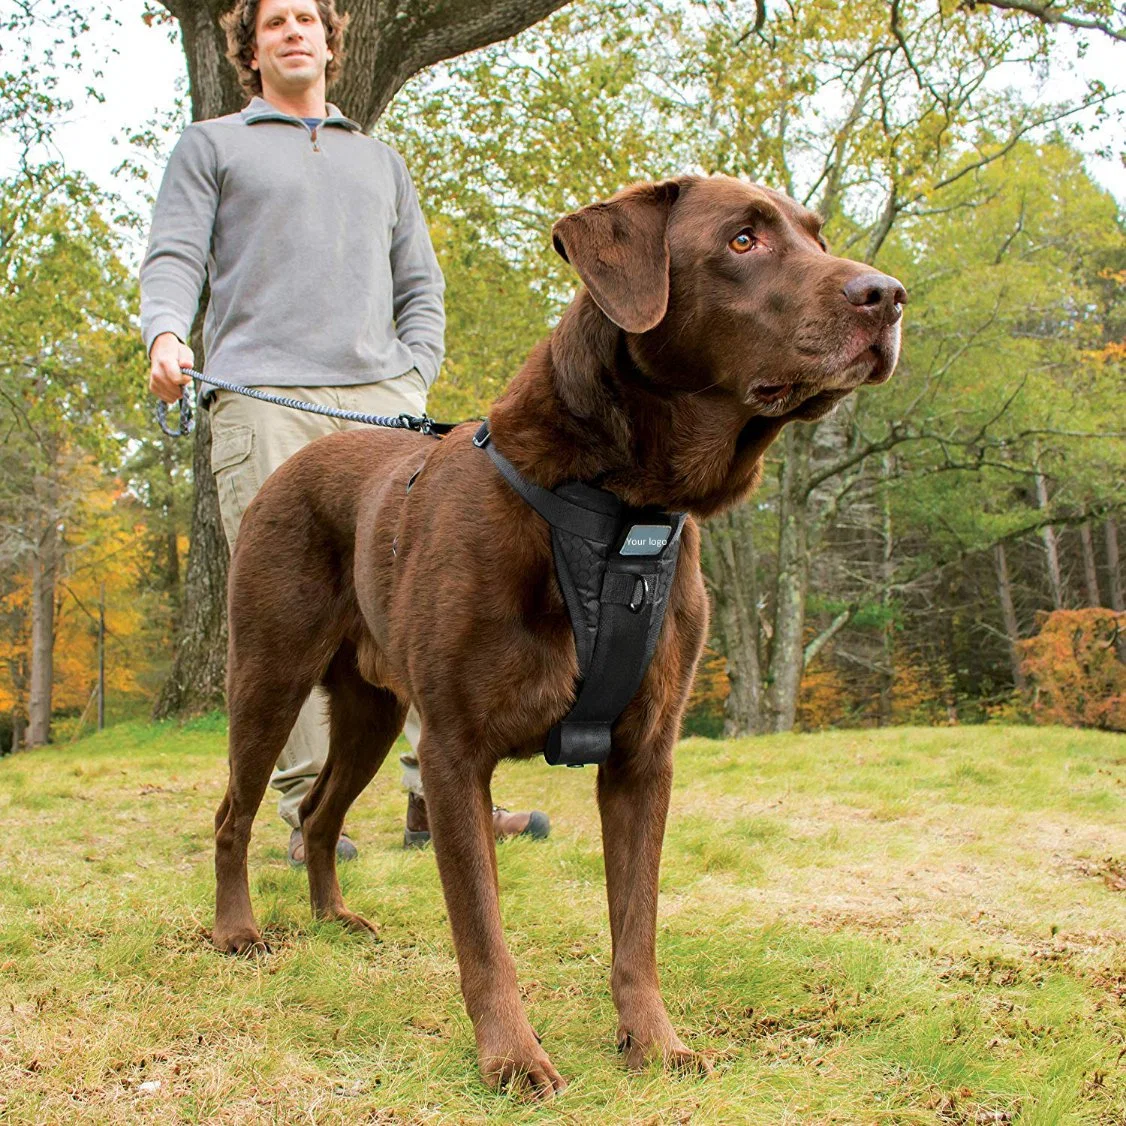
[210,373,426,830]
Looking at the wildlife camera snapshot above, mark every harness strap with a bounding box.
[474,423,618,541]
[474,420,685,768]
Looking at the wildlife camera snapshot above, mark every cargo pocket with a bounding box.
[210,423,260,550]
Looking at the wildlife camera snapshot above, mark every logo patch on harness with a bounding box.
[619,524,672,557]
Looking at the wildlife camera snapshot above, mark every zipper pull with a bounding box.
[310,126,320,152]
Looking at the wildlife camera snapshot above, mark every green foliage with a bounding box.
[0,167,142,461]
[866,141,1126,566]
[807,595,898,631]
[423,214,555,420]
[381,1,679,412]
[0,165,161,736]
[0,2,107,163]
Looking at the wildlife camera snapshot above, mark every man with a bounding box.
[142,0,549,860]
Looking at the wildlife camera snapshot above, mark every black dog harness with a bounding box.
[473,422,685,768]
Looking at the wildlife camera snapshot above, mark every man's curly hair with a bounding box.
[220,0,350,98]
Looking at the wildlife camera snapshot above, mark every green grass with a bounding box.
[0,721,1123,1123]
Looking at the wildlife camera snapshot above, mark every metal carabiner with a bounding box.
[398,412,436,436]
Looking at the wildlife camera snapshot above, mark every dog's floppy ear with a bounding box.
[551,179,682,334]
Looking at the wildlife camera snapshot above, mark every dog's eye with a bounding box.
[729,231,757,253]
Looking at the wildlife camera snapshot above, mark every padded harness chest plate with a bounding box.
[474,422,685,767]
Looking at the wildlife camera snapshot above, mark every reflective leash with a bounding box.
[155,367,454,438]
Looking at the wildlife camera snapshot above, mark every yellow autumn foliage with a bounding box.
[0,471,151,718]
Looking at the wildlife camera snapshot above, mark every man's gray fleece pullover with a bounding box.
[140,97,445,390]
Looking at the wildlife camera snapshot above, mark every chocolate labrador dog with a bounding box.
[212,174,905,1097]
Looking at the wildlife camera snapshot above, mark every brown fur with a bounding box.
[213,174,906,1097]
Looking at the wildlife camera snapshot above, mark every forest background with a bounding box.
[1,0,1123,753]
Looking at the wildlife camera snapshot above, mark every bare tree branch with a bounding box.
[803,604,857,669]
[733,0,769,41]
[963,0,1126,44]
[890,0,945,106]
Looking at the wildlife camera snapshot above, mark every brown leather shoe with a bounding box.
[403,792,431,849]
[403,793,550,848]
[287,827,359,867]
[492,805,551,840]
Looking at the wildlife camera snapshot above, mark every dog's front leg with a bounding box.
[598,741,712,1074]
[419,733,567,1099]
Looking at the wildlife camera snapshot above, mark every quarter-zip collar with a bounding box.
[241,95,361,132]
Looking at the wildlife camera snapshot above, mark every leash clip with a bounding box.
[399,413,434,436]
[156,385,194,437]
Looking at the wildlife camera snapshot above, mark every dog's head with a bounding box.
[551,175,906,422]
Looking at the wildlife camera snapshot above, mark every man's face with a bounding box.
[251,0,329,97]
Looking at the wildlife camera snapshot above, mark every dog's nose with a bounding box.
[843,272,907,326]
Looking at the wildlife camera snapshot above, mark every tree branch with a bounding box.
[733,0,769,42]
[157,0,575,126]
[890,504,1123,590]
[963,0,1126,44]
[803,604,857,669]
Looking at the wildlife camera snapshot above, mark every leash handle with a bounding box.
[155,382,194,437]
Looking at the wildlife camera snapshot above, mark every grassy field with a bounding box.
[0,720,1123,1124]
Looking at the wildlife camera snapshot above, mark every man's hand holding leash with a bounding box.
[149,331,194,404]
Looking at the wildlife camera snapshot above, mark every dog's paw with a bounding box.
[662,1044,713,1076]
[480,1043,567,1101]
[211,927,271,957]
[329,909,380,941]
[618,1029,712,1075]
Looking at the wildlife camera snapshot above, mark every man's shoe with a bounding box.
[402,793,550,848]
[403,792,432,849]
[287,827,359,867]
[493,805,551,840]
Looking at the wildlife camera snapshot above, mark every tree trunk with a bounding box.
[153,402,230,718]
[149,8,245,719]
[97,582,106,731]
[763,427,811,733]
[9,713,25,754]
[1106,517,1123,612]
[701,506,764,736]
[27,512,59,746]
[992,543,1025,692]
[160,437,182,625]
[3,631,29,754]
[154,0,572,718]
[878,451,894,725]
[1078,521,1101,607]
[1034,468,1064,609]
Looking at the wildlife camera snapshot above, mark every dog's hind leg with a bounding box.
[213,663,313,956]
[298,642,407,937]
